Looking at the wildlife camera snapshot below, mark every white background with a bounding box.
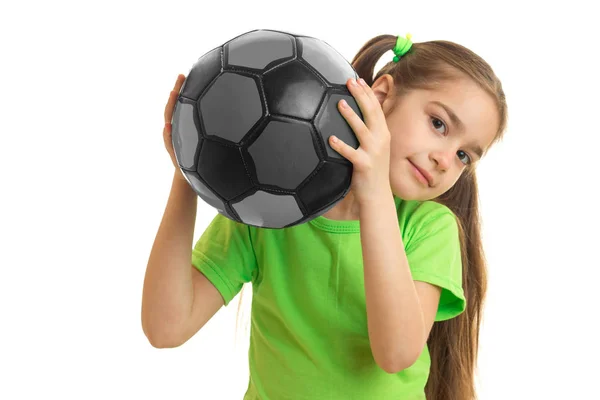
[1,0,598,399]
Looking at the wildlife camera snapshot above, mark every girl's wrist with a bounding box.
[357,185,394,210]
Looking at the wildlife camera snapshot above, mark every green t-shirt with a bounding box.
[192,195,466,400]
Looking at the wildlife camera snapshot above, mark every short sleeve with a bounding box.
[404,203,466,321]
[191,213,258,306]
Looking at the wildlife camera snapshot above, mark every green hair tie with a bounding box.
[393,33,413,62]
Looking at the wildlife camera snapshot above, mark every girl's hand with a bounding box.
[163,74,186,177]
[329,78,392,205]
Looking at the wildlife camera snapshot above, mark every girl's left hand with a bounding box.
[329,77,392,205]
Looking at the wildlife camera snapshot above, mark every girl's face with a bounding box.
[373,74,500,201]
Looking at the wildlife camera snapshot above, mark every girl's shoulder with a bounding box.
[396,196,455,223]
[396,197,458,243]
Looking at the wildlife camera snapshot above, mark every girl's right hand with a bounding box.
[163,74,186,173]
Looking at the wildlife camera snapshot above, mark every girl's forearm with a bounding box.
[142,172,197,346]
[359,189,425,373]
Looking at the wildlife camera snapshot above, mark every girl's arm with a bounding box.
[141,172,224,348]
[359,189,442,374]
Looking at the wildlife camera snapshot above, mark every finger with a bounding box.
[346,78,372,117]
[163,124,173,152]
[164,92,175,124]
[164,75,186,123]
[328,134,358,164]
[338,99,369,144]
[173,74,185,91]
[164,90,180,124]
[357,78,380,106]
[163,121,172,136]
[347,78,384,130]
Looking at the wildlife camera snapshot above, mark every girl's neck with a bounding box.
[321,190,360,221]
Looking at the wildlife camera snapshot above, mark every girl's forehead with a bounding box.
[422,78,483,99]
[423,81,496,115]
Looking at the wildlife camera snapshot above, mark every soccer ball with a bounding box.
[171,29,363,229]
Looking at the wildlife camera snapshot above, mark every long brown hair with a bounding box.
[352,35,508,399]
[235,34,508,399]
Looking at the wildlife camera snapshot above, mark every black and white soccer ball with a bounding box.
[171,29,363,229]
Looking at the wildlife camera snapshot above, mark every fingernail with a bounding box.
[349,78,357,86]
[358,78,366,86]
[340,99,348,108]
[331,135,338,143]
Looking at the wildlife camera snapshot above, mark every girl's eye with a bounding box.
[431,117,447,135]
[431,116,472,165]
[457,150,471,165]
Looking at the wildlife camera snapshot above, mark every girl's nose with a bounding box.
[431,150,453,172]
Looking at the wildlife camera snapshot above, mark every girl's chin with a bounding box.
[392,179,433,202]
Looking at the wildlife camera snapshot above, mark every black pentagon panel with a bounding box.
[171,100,201,170]
[226,30,295,70]
[248,120,320,189]
[180,170,234,218]
[197,139,254,201]
[315,92,361,160]
[180,47,222,100]
[283,199,339,228]
[232,190,304,229]
[297,161,352,214]
[200,72,264,143]
[263,60,326,120]
[299,37,358,86]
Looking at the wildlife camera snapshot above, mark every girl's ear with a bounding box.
[371,74,396,116]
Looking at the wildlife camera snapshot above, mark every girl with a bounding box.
[142,33,508,400]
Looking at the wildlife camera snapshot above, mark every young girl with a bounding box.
[142,33,508,400]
